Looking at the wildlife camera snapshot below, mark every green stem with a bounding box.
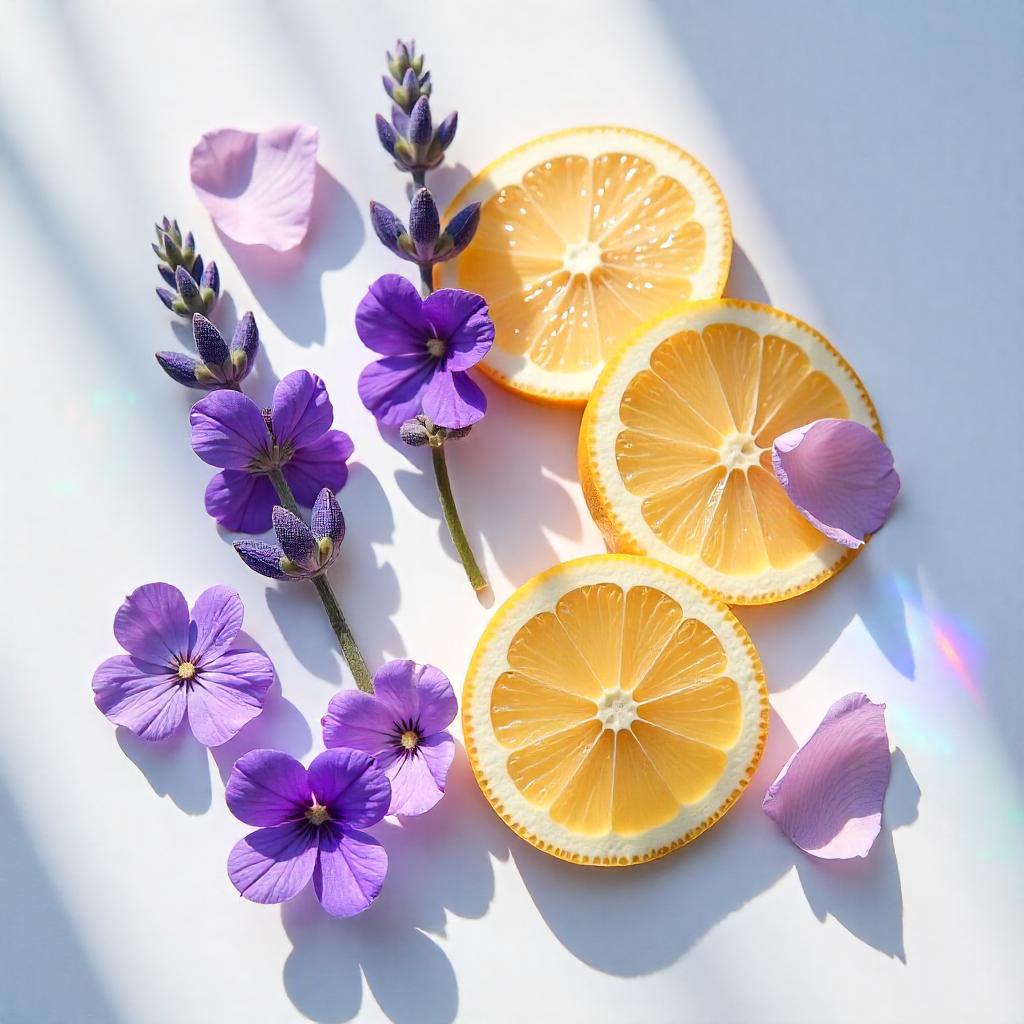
[431,445,488,592]
[267,468,374,692]
[418,261,433,298]
[411,168,426,189]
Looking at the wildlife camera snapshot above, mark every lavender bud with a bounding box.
[400,417,431,447]
[375,114,397,157]
[408,96,432,146]
[435,202,481,262]
[158,264,177,288]
[436,110,458,151]
[200,260,220,298]
[155,351,201,388]
[408,188,440,258]
[156,287,175,310]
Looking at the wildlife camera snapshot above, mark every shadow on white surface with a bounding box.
[512,715,919,973]
[395,386,586,590]
[116,723,213,815]
[0,780,120,1024]
[724,241,771,304]
[279,752,509,1023]
[218,165,364,347]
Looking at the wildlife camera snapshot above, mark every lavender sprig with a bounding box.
[153,217,220,316]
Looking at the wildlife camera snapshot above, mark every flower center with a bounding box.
[176,661,197,681]
[426,336,447,359]
[400,729,420,751]
[306,803,330,826]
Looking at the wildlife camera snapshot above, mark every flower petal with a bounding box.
[190,390,268,469]
[371,660,458,735]
[282,430,353,507]
[272,370,333,450]
[205,470,277,533]
[387,734,454,816]
[355,274,428,355]
[421,368,487,429]
[271,507,318,568]
[188,585,244,663]
[306,748,391,829]
[322,689,397,755]
[312,824,388,917]
[192,314,229,364]
[358,355,435,427]
[92,655,186,741]
[228,822,318,904]
[188,650,274,747]
[422,288,494,371]
[113,582,190,664]
[190,124,319,251]
[226,749,311,826]
[772,419,900,548]
[762,693,891,859]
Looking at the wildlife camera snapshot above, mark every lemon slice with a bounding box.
[437,126,731,405]
[579,300,882,605]
[463,554,767,865]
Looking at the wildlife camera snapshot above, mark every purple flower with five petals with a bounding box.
[235,488,345,580]
[226,748,390,917]
[92,583,274,746]
[322,660,457,816]
[356,274,494,429]
[189,369,353,533]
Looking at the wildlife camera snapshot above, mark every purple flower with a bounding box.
[370,189,480,266]
[235,488,345,580]
[356,275,493,429]
[92,583,273,746]
[226,748,390,917]
[156,312,259,391]
[189,369,354,533]
[773,418,901,548]
[763,693,891,859]
[322,660,457,816]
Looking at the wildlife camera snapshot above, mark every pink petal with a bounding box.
[763,693,891,859]
[772,418,900,548]
[190,125,319,251]
[312,824,388,917]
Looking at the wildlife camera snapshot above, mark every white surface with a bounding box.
[1,2,1022,1022]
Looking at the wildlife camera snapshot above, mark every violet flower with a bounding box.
[153,217,220,317]
[226,748,390,917]
[235,488,344,580]
[92,583,273,746]
[156,312,259,391]
[189,369,353,534]
[356,274,492,429]
[370,189,480,268]
[323,660,457,816]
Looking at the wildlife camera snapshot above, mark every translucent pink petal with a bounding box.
[187,650,274,747]
[113,583,189,664]
[283,430,353,506]
[421,368,487,429]
[372,660,458,735]
[189,585,243,662]
[226,749,311,826]
[190,125,319,251]
[313,824,388,917]
[772,418,900,548]
[422,288,494,371]
[306,749,391,829]
[355,274,429,355]
[386,733,454,816]
[763,693,891,859]
[189,390,269,469]
[204,470,277,534]
[228,822,318,904]
[322,690,397,756]
[271,370,332,449]
[92,655,186,741]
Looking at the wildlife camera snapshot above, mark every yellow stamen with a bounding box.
[306,804,329,826]
[177,661,196,681]
[400,729,419,751]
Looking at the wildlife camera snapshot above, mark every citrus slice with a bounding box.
[579,299,882,605]
[436,126,731,405]
[463,554,767,865]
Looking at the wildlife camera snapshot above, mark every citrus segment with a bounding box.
[438,127,731,404]
[464,555,767,865]
[580,300,883,604]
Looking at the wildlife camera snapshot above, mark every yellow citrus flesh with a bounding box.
[580,300,883,605]
[463,555,767,865]
[436,127,731,405]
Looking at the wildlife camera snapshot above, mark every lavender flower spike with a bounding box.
[235,489,345,580]
[153,216,219,317]
[156,312,259,391]
[370,190,480,267]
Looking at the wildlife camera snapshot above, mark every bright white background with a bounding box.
[2,2,1022,1022]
